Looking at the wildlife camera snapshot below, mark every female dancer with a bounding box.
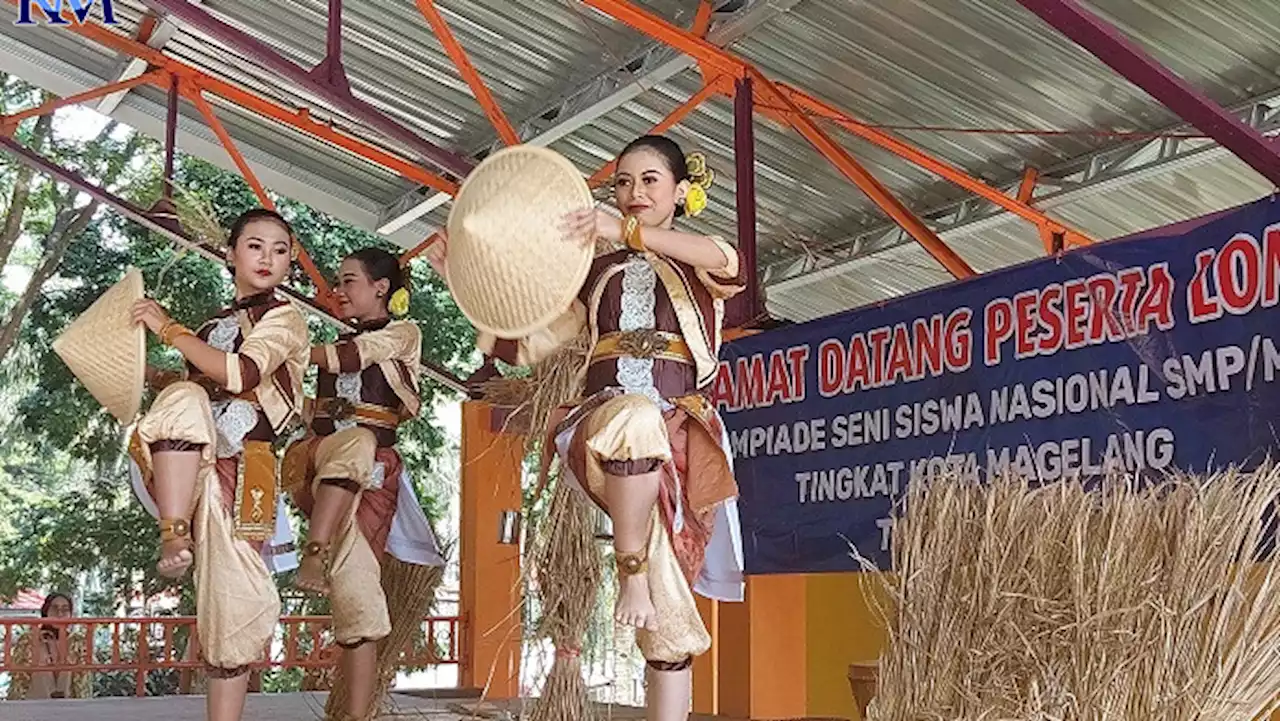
[427,135,744,721]
[283,247,430,721]
[6,593,93,700]
[129,208,309,721]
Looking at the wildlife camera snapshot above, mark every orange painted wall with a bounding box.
[692,595,719,714]
[696,571,891,720]
[716,575,809,719]
[458,401,525,697]
[804,572,892,720]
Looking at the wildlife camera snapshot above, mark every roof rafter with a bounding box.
[375,0,800,235]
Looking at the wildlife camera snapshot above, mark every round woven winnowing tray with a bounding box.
[445,144,595,339]
[52,266,146,424]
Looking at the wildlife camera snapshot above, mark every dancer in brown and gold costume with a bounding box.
[284,247,444,721]
[128,208,309,721]
[429,135,744,721]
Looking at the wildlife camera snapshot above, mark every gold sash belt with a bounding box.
[591,330,692,365]
[314,398,402,430]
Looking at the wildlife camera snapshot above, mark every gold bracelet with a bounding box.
[622,214,645,252]
[160,321,195,346]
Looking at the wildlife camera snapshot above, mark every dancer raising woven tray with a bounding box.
[427,134,745,721]
[283,247,444,721]
[127,208,309,721]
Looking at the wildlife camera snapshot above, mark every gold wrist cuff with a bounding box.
[623,214,645,252]
[160,321,195,346]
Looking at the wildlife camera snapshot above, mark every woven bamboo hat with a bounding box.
[445,145,595,339]
[52,267,146,424]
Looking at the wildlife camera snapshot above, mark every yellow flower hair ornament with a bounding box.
[684,183,709,217]
[683,151,715,218]
[388,287,411,317]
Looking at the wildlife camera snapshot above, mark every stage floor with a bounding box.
[0,692,782,721]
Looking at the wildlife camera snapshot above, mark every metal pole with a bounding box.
[1016,0,1280,188]
[162,72,178,200]
[326,0,342,62]
[139,0,474,177]
[730,74,762,328]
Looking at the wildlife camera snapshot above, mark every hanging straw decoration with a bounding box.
[478,326,592,456]
[169,182,228,248]
[322,554,447,721]
[857,465,1280,721]
[526,474,602,721]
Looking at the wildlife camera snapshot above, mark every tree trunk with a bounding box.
[0,201,97,363]
[0,112,54,272]
[0,121,137,364]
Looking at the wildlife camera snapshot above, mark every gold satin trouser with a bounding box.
[134,381,280,671]
[575,393,711,664]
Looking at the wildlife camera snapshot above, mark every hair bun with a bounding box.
[685,151,714,189]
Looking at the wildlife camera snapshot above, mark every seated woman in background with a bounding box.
[6,593,93,700]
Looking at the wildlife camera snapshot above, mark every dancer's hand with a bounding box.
[145,364,182,390]
[424,231,448,279]
[560,207,615,247]
[132,298,173,336]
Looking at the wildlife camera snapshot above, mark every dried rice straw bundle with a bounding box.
[323,557,446,721]
[526,475,602,721]
[169,183,229,248]
[477,376,535,409]
[480,326,592,457]
[859,465,1280,721]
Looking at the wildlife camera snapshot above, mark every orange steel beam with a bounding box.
[0,70,166,133]
[1016,166,1039,204]
[136,12,159,44]
[772,84,1093,246]
[691,0,715,37]
[689,1,716,82]
[187,84,274,209]
[587,77,724,188]
[399,231,442,266]
[415,0,520,147]
[1013,166,1060,255]
[185,81,335,304]
[581,0,1094,249]
[755,69,975,279]
[10,1,460,197]
[582,0,744,79]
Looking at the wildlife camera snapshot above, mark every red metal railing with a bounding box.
[0,615,461,696]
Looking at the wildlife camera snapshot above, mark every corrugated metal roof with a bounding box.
[766,144,1277,321]
[2,0,1280,322]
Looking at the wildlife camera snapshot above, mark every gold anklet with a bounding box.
[615,550,648,576]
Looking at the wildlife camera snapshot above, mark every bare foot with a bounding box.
[615,572,657,630]
[157,537,194,579]
[294,551,330,595]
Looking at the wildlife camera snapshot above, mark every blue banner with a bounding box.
[717,196,1280,575]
